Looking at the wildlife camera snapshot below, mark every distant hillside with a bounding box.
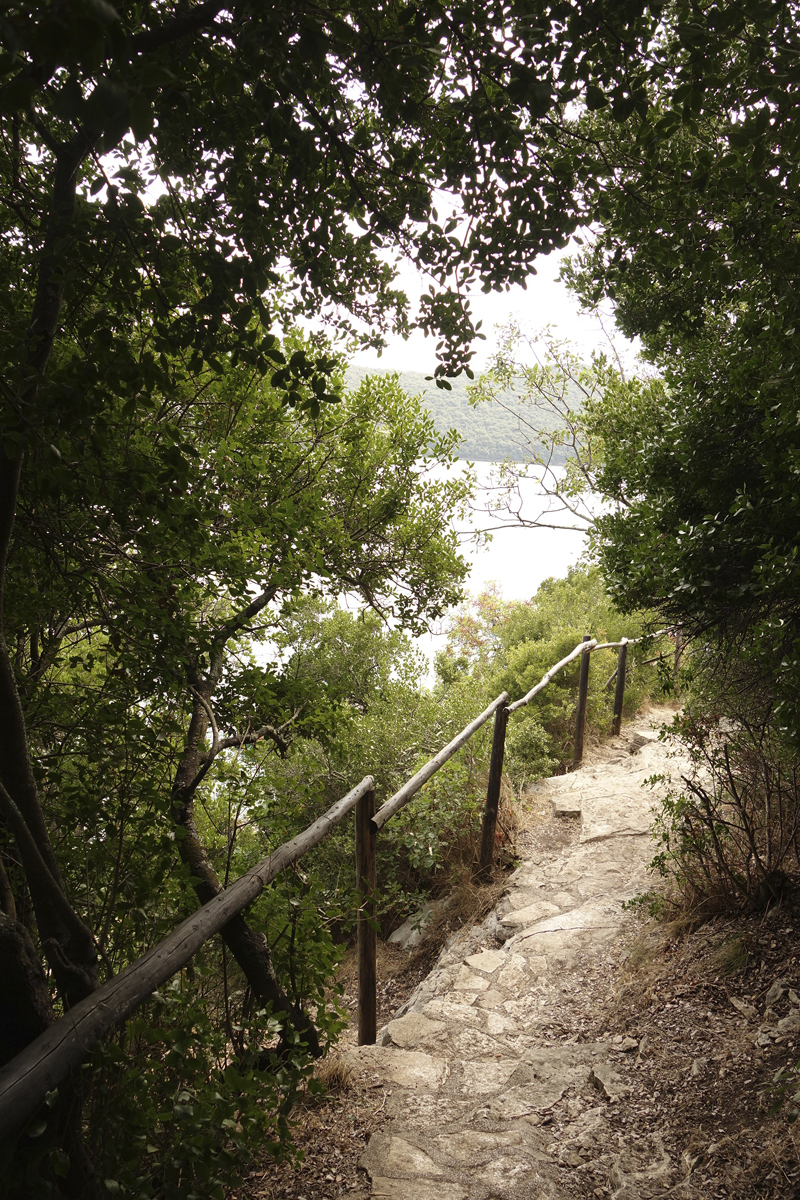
[344,365,571,464]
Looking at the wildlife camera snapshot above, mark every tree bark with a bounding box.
[0,923,103,1198]
[0,127,102,1011]
[0,913,53,1068]
[171,668,321,1055]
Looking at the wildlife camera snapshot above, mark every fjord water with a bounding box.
[417,461,590,678]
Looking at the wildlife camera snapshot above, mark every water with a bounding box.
[417,462,591,679]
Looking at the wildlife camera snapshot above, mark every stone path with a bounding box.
[343,707,688,1200]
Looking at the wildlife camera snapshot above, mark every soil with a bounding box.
[233,803,800,1200]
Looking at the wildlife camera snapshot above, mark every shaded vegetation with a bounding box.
[345,365,573,464]
[436,566,669,786]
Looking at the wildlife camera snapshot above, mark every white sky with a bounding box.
[349,242,628,678]
[350,241,633,375]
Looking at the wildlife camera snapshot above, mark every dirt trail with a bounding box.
[250,706,800,1200]
[339,705,687,1199]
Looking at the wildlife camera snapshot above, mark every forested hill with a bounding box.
[344,365,570,464]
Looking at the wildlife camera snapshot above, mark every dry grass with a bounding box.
[711,933,751,975]
[313,1053,352,1096]
[405,870,506,969]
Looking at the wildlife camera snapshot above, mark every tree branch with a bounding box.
[131,1,228,53]
[214,584,281,644]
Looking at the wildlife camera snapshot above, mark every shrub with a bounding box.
[649,708,800,914]
[437,566,669,784]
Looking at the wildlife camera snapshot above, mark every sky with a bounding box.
[349,241,634,377]
[349,242,629,677]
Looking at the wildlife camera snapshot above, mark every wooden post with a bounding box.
[477,704,509,879]
[611,639,628,737]
[356,786,377,1046]
[572,635,592,769]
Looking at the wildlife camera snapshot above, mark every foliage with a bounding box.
[83,982,304,1200]
[6,0,794,1189]
[456,321,672,562]
[0,357,471,1193]
[648,708,800,916]
[560,1,800,740]
[466,323,614,532]
[345,363,571,465]
[438,568,668,785]
[202,598,496,929]
[0,0,672,431]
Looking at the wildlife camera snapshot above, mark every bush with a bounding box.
[649,707,800,915]
[437,566,669,786]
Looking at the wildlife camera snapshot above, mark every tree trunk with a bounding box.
[0,915,105,1199]
[0,913,53,1067]
[171,671,321,1055]
[0,130,102,1012]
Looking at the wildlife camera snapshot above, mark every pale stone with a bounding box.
[502,995,543,1019]
[476,988,507,1009]
[501,887,546,909]
[451,1028,505,1058]
[478,1155,531,1193]
[422,996,485,1026]
[484,1011,518,1035]
[344,1046,447,1090]
[383,1013,447,1050]
[354,709,687,1200]
[434,1130,523,1165]
[426,967,454,995]
[388,903,438,949]
[778,1010,800,1034]
[511,898,621,960]
[464,948,507,973]
[384,1137,444,1177]
[560,1105,610,1152]
[369,1178,466,1200]
[551,793,583,816]
[517,953,548,976]
[500,900,561,928]
[454,969,489,991]
[580,790,656,842]
[494,950,533,991]
[485,1081,567,1117]
[730,996,758,1020]
[387,1094,474,1126]
[766,978,791,1007]
[459,1059,519,1095]
[590,1061,630,1101]
[513,926,615,966]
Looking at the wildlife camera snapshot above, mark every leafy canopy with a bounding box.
[561,1,800,734]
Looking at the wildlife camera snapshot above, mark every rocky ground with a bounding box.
[238,706,800,1200]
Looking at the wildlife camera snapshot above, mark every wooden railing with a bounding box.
[0,628,672,1140]
[474,629,671,882]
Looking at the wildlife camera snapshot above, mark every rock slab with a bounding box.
[345,709,687,1199]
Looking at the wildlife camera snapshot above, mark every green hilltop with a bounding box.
[344,365,570,465]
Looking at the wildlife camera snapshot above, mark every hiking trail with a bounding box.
[342,705,686,1200]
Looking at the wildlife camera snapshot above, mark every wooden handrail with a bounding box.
[611,640,629,737]
[507,640,597,714]
[0,624,680,1126]
[0,775,374,1142]
[572,635,593,768]
[477,702,509,878]
[372,692,509,831]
